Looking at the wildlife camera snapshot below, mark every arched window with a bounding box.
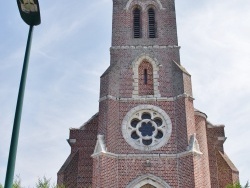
[138,61,153,95]
[133,7,141,38]
[148,8,156,38]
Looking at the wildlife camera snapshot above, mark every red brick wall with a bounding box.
[207,125,226,187]
[217,151,233,188]
[178,155,195,187]
[111,0,178,46]
[217,150,239,187]
[103,100,189,154]
[58,151,79,188]
[58,115,98,188]
[194,114,211,187]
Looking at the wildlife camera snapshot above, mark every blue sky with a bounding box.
[0,0,249,186]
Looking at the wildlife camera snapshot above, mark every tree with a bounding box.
[13,175,22,188]
[226,181,249,188]
[1,176,65,188]
[35,176,51,188]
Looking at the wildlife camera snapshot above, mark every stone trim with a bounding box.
[67,139,76,146]
[172,60,191,76]
[99,93,194,102]
[79,112,99,130]
[91,148,202,159]
[125,0,165,10]
[91,132,203,158]
[186,134,202,154]
[110,45,180,50]
[194,110,207,119]
[132,54,161,98]
[93,135,107,154]
[126,174,171,188]
[206,121,225,129]
[218,137,227,143]
[121,105,172,151]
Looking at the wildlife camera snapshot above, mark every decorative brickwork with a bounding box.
[58,0,239,187]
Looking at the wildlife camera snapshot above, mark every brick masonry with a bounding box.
[57,0,239,187]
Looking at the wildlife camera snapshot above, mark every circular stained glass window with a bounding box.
[122,105,172,151]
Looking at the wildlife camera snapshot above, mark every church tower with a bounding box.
[58,0,239,187]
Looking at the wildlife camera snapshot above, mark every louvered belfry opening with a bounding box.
[133,7,141,38]
[148,8,156,38]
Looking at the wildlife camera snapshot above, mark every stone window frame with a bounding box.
[125,0,164,11]
[138,61,154,95]
[132,54,161,98]
[126,174,171,188]
[122,105,172,151]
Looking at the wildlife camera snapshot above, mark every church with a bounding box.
[57,0,239,187]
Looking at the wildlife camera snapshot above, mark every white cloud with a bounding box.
[177,0,250,183]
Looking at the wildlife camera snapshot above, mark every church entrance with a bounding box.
[126,174,171,188]
[141,184,156,188]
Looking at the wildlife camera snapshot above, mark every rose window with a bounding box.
[122,105,172,151]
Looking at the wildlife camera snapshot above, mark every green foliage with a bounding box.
[35,176,51,188]
[0,176,65,188]
[226,181,249,188]
[13,175,22,188]
[0,175,23,188]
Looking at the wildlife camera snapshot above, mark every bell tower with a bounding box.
[58,0,239,187]
[93,0,207,187]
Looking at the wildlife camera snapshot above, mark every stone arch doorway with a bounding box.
[126,174,171,188]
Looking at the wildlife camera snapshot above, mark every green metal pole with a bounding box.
[4,25,34,188]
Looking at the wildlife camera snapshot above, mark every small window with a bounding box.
[133,8,141,38]
[144,69,148,84]
[148,8,156,38]
[138,61,153,95]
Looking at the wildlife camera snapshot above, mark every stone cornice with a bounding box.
[91,133,202,159]
[194,111,207,119]
[110,45,181,50]
[99,93,194,103]
[91,149,202,159]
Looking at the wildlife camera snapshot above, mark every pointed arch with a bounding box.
[125,0,164,10]
[148,7,156,38]
[138,61,153,95]
[132,54,161,98]
[126,174,171,188]
[133,7,142,38]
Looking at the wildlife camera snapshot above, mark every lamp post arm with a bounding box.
[4,25,34,188]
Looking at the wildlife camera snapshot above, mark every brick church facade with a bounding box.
[57,0,239,187]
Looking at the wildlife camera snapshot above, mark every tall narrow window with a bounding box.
[144,69,148,84]
[148,8,156,38]
[133,8,141,38]
[139,61,153,95]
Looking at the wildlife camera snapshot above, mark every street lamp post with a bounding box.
[4,1,41,188]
